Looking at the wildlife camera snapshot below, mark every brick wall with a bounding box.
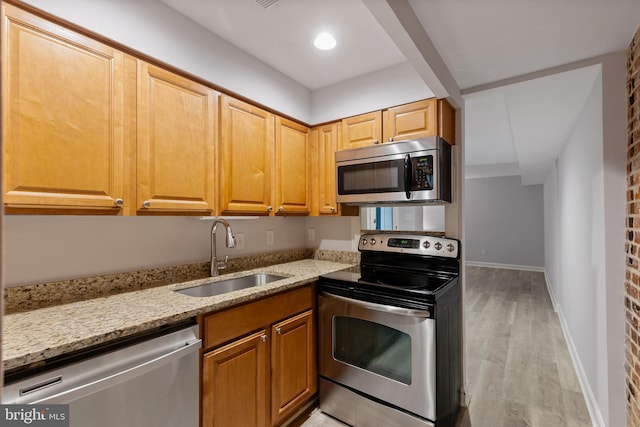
[627,26,640,427]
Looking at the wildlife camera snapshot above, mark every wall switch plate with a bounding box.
[266,230,274,246]
[481,248,487,255]
[307,227,315,242]
[235,233,245,250]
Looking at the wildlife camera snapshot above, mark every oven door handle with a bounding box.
[319,291,431,318]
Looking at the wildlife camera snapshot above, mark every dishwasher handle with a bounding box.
[28,338,201,404]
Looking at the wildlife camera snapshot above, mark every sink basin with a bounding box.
[175,273,288,297]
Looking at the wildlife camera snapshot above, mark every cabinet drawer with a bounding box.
[201,284,314,350]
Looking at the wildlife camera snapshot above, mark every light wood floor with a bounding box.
[301,266,592,427]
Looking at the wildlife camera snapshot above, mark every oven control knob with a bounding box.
[434,242,442,250]
[447,243,455,252]
[422,241,430,249]
[361,238,368,246]
[370,238,376,246]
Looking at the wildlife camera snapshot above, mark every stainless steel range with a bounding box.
[318,233,461,427]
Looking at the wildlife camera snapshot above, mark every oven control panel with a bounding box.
[359,233,459,258]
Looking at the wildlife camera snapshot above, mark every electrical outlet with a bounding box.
[235,233,245,250]
[481,248,487,255]
[266,230,274,246]
[307,227,315,242]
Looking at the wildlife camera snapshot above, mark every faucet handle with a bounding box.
[217,255,229,270]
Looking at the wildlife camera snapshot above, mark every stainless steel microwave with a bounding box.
[335,136,451,205]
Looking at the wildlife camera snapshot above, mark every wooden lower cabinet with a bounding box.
[271,310,316,425]
[200,285,316,427]
[202,330,269,427]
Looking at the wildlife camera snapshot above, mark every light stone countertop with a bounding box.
[3,259,353,372]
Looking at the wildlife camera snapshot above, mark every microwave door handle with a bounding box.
[404,154,412,199]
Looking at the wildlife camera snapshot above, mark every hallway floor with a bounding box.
[301,266,592,427]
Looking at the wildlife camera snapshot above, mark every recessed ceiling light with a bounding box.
[314,32,337,50]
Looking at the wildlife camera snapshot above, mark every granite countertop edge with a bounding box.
[3,259,353,372]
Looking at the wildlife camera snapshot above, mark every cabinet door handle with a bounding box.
[278,206,284,212]
[389,137,394,142]
[275,327,282,335]
[330,206,336,213]
[114,198,124,207]
[142,200,151,208]
[261,334,268,342]
[267,206,273,212]
[373,139,379,144]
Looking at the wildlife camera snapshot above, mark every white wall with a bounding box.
[4,216,307,286]
[311,62,434,124]
[4,215,362,287]
[464,175,544,268]
[305,216,361,252]
[543,51,627,427]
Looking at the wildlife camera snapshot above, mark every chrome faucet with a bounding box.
[210,218,236,276]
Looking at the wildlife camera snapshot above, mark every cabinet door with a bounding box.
[219,95,274,215]
[2,4,128,213]
[340,111,382,150]
[202,330,269,427]
[314,123,340,215]
[383,98,437,143]
[438,98,456,145]
[271,310,316,425]
[137,62,216,214]
[275,117,309,215]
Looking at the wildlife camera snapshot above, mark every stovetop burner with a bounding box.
[322,265,453,294]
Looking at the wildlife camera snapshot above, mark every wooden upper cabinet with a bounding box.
[383,98,437,143]
[2,3,129,213]
[340,111,382,150]
[437,98,456,145]
[274,118,310,215]
[219,95,275,215]
[338,99,456,152]
[311,123,339,216]
[136,62,216,214]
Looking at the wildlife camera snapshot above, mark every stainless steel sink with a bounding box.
[175,273,288,297]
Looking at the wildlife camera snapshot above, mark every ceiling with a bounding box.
[160,0,640,184]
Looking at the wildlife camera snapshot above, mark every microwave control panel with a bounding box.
[411,156,433,190]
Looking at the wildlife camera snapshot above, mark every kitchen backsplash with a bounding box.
[4,248,358,314]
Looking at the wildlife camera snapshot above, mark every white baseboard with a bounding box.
[543,271,605,427]
[464,260,545,272]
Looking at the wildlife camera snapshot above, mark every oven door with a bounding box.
[318,291,436,421]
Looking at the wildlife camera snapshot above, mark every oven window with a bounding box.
[333,316,411,385]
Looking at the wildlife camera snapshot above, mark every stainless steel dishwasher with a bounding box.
[3,323,201,427]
